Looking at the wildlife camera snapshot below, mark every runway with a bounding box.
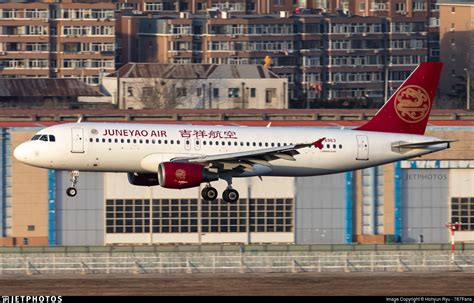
[0,272,473,296]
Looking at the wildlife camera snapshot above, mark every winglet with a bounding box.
[355,62,443,135]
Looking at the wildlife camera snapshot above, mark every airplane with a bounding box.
[14,62,453,203]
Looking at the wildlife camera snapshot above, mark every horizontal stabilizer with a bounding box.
[392,140,456,149]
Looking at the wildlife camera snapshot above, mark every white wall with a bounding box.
[101,77,288,110]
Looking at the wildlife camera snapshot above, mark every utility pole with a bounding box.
[465,68,471,110]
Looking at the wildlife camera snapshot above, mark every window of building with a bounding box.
[228,88,240,98]
[23,238,29,245]
[451,6,455,13]
[213,88,219,98]
[395,3,406,12]
[106,198,294,234]
[359,2,365,10]
[250,88,256,98]
[127,87,133,97]
[27,225,35,231]
[412,0,426,11]
[176,88,187,97]
[451,197,474,230]
[265,88,276,103]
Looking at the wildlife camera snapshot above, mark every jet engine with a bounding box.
[158,162,218,189]
[127,172,159,186]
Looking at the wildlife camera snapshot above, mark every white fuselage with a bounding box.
[14,122,448,177]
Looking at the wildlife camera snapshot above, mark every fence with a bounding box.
[0,251,473,275]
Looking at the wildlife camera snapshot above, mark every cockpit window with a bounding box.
[31,134,56,142]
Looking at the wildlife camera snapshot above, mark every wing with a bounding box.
[170,138,325,172]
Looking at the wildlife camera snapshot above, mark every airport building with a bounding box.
[1,116,473,246]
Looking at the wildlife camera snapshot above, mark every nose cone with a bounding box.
[13,143,30,163]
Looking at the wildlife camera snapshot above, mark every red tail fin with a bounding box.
[355,62,443,135]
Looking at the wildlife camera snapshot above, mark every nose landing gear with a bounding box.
[66,170,79,197]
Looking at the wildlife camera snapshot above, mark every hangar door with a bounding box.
[402,169,449,243]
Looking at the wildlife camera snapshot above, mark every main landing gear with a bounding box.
[201,184,239,203]
[66,170,79,197]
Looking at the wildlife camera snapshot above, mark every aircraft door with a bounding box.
[194,138,201,151]
[356,135,369,160]
[71,127,85,153]
[184,138,191,150]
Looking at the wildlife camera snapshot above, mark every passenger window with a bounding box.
[177,140,180,144]
[96,138,99,143]
[152,140,155,144]
[333,144,336,149]
[158,140,161,144]
[89,138,93,143]
[326,144,330,149]
[121,139,124,143]
[203,141,207,145]
[139,139,143,144]
[108,139,112,143]
[127,139,130,143]
[49,135,55,142]
[209,141,213,146]
[171,140,174,144]
[164,140,168,144]
[227,142,231,146]
[221,141,225,146]
[259,143,262,147]
[115,139,118,143]
[145,139,149,144]
[102,138,106,143]
[133,139,137,144]
[265,143,268,147]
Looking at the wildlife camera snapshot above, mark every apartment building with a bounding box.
[0,0,115,86]
[114,0,297,15]
[438,0,473,108]
[120,11,431,103]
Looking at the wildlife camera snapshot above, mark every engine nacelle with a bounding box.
[127,172,159,186]
[158,162,218,189]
